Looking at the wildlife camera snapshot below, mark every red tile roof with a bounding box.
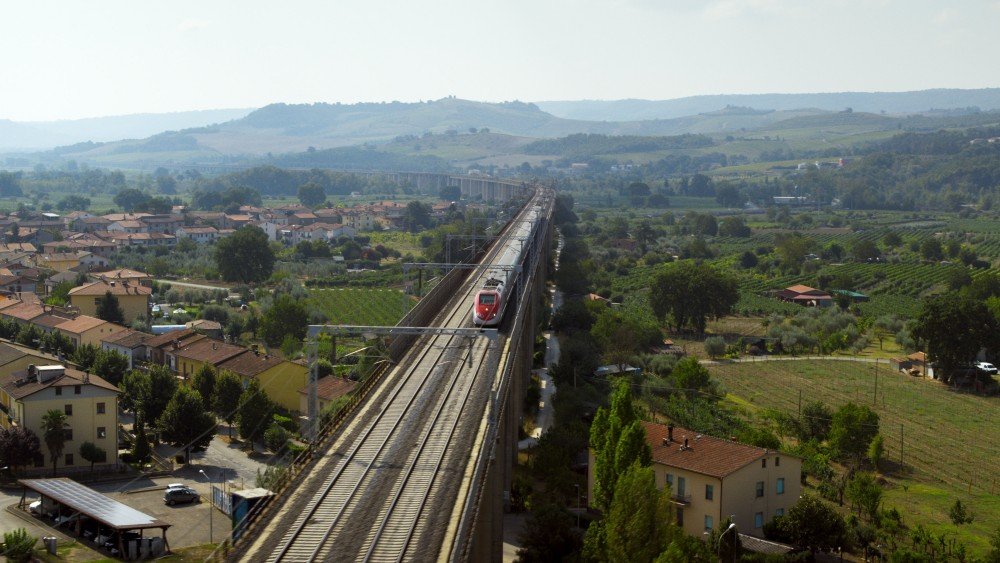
[217,350,285,377]
[143,328,204,349]
[0,366,119,400]
[69,280,152,297]
[298,375,358,401]
[643,422,784,478]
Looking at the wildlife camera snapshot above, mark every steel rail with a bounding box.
[266,193,540,562]
[359,329,491,562]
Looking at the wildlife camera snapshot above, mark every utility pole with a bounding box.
[899,423,904,468]
[873,359,878,407]
[306,339,319,445]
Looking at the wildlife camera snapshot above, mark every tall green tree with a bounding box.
[260,294,308,347]
[0,427,41,474]
[590,379,649,512]
[829,402,879,468]
[774,494,846,557]
[404,201,431,232]
[913,293,999,384]
[297,182,326,207]
[846,472,883,523]
[237,379,274,451]
[95,291,125,323]
[190,364,218,408]
[605,464,674,563]
[119,369,151,414]
[214,370,244,438]
[650,261,738,333]
[146,365,179,424]
[91,349,129,386]
[514,501,581,562]
[40,409,68,476]
[79,441,107,473]
[215,226,276,284]
[158,387,217,462]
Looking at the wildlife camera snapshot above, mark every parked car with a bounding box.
[28,500,43,516]
[163,487,200,506]
[975,361,998,375]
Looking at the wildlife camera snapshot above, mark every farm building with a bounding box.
[776,285,832,307]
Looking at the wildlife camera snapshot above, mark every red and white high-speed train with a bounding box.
[472,203,543,327]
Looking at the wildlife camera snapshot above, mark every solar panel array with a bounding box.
[20,478,167,529]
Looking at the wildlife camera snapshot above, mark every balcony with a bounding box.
[669,492,692,504]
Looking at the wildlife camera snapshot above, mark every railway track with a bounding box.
[247,194,540,562]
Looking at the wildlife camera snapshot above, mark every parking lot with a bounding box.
[4,475,228,554]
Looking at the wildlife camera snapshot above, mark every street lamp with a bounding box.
[718,521,738,563]
[199,469,213,543]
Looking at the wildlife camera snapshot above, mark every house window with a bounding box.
[65,454,74,466]
[96,402,105,414]
[97,427,106,439]
[775,456,780,467]
[755,481,764,498]
[676,507,684,527]
[705,484,714,501]
[666,474,673,488]
[704,515,713,532]
[64,429,72,441]
[64,404,73,416]
[755,512,765,528]
[677,477,686,498]
[777,478,785,495]
[74,385,81,395]
[762,458,767,468]
[775,508,784,517]
[94,298,100,306]
[55,387,62,396]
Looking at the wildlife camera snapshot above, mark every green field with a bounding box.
[307,288,415,326]
[709,359,1000,554]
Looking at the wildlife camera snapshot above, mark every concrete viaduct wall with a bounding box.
[444,192,554,562]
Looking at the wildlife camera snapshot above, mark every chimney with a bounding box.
[83,370,89,383]
[667,424,674,443]
[662,438,668,446]
[683,437,689,448]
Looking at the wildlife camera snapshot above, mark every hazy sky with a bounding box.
[2,0,998,121]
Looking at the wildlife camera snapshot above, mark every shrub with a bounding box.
[704,336,726,358]
[263,424,290,453]
[1,528,37,562]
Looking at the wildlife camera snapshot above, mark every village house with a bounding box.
[143,328,205,367]
[100,329,151,369]
[0,341,68,373]
[68,279,151,323]
[141,214,184,233]
[217,351,309,413]
[34,252,82,272]
[106,220,148,234]
[589,422,802,539]
[55,315,127,348]
[175,225,219,243]
[94,268,153,288]
[0,364,120,472]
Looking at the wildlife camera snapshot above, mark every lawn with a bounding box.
[307,287,415,326]
[708,359,1000,554]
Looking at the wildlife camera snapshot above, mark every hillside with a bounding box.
[537,88,1000,121]
[0,108,253,151]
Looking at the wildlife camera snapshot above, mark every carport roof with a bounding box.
[19,478,170,530]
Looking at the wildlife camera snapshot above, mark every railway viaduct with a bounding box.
[222,174,554,562]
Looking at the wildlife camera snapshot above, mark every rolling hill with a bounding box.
[537,88,1000,121]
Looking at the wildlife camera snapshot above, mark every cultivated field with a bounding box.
[307,288,415,326]
[709,359,1000,553]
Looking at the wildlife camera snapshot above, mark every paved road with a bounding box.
[154,279,232,292]
[701,355,886,366]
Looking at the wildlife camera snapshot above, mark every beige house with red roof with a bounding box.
[56,315,126,348]
[0,365,120,472]
[589,422,801,539]
[68,279,151,323]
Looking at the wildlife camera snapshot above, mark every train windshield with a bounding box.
[479,294,496,305]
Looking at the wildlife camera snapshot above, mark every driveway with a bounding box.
[154,425,274,490]
[154,279,232,292]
